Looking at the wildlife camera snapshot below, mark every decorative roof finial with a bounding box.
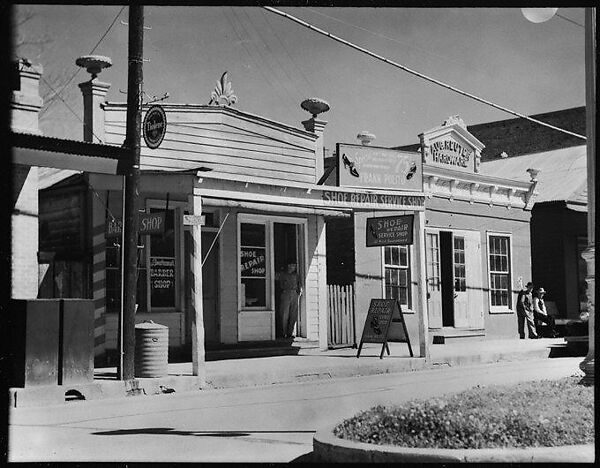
[75,55,112,80]
[526,168,540,182]
[209,71,237,106]
[301,97,330,118]
[443,115,466,129]
[357,131,375,145]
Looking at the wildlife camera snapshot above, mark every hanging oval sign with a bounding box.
[143,105,167,149]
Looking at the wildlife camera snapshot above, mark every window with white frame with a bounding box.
[488,234,512,308]
[383,245,411,307]
[240,222,268,308]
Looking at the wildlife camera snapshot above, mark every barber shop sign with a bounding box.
[143,105,167,149]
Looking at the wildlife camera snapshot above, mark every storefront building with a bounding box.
[328,116,536,348]
[39,72,429,363]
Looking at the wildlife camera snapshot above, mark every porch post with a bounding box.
[188,193,206,384]
[316,216,328,350]
[413,210,429,360]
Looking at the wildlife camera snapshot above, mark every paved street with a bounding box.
[8,356,583,463]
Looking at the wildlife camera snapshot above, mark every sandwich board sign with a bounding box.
[357,299,413,359]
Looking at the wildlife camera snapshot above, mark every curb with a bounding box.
[8,344,557,407]
[313,425,595,463]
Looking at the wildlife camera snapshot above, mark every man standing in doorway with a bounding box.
[276,261,303,339]
[516,281,538,339]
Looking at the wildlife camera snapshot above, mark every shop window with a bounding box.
[149,208,176,309]
[453,236,466,292]
[384,245,411,307]
[105,239,147,313]
[488,235,512,308]
[240,222,267,308]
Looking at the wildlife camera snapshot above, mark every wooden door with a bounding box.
[201,231,220,344]
[452,234,469,328]
[425,231,443,328]
[464,230,484,328]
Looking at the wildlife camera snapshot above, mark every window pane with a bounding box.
[150,208,175,257]
[399,270,407,287]
[242,278,266,307]
[391,246,399,266]
[241,223,265,246]
[384,246,391,265]
[399,247,408,267]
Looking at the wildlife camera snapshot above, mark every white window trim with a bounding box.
[145,198,187,313]
[237,213,309,333]
[486,231,515,314]
[380,244,414,313]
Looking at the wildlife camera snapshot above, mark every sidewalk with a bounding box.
[9,337,569,408]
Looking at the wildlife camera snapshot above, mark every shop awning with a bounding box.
[11,131,129,175]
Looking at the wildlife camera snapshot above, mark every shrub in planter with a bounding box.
[334,376,594,449]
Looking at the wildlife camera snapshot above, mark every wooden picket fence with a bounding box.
[327,283,356,348]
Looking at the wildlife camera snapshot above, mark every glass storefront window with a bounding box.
[149,208,176,309]
[240,223,267,308]
[488,235,512,308]
[384,245,410,307]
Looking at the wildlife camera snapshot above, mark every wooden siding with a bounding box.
[104,106,319,185]
[305,215,321,340]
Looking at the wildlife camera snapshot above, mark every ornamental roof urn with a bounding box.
[301,98,330,118]
[75,55,112,79]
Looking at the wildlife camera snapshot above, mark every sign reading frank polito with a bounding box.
[336,143,422,191]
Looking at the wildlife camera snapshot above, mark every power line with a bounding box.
[40,6,126,118]
[264,6,586,142]
[261,9,319,96]
[229,7,299,115]
[40,75,104,143]
[304,7,494,81]
[556,13,584,28]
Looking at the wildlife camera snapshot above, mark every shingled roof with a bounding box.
[393,107,586,161]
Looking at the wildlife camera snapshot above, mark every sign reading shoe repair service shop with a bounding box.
[336,143,423,191]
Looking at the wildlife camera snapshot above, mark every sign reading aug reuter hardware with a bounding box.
[106,212,166,238]
[143,105,167,149]
[336,143,422,191]
[366,214,414,247]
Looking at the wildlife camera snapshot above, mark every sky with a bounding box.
[14,5,586,151]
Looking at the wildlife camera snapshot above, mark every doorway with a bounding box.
[426,228,481,330]
[274,223,299,338]
[439,231,454,327]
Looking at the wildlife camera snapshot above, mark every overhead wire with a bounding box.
[40,6,126,118]
[243,8,308,105]
[222,8,289,109]
[229,7,299,115]
[304,7,494,81]
[261,9,319,96]
[264,6,586,141]
[40,75,104,143]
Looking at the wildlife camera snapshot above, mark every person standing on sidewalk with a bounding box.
[276,261,303,339]
[533,287,559,337]
[516,282,538,339]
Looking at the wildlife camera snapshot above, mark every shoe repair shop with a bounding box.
[329,116,538,347]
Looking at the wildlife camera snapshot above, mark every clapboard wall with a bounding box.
[104,104,320,185]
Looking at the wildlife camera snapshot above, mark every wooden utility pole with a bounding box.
[120,5,144,380]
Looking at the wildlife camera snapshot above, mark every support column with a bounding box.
[316,216,328,351]
[579,7,596,385]
[413,210,429,360]
[189,193,206,384]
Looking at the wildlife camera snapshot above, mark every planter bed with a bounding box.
[314,376,595,462]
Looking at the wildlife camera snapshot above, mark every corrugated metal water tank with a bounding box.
[135,321,168,378]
